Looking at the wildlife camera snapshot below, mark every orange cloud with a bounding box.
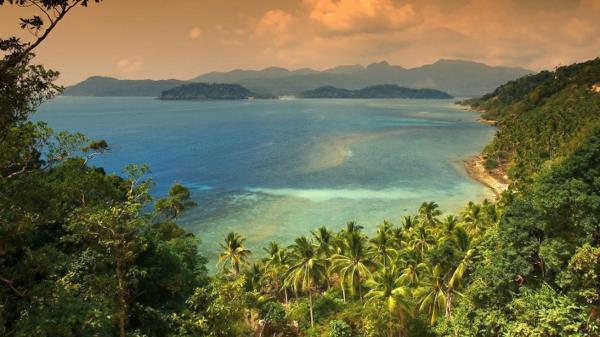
[254,10,298,47]
[4,0,599,84]
[188,27,203,39]
[306,0,421,35]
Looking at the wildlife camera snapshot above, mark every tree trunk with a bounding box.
[358,275,364,303]
[388,310,393,337]
[115,252,127,337]
[398,310,406,337]
[284,287,288,306]
[341,282,346,303]
[445,290,453,319]
[309,291,314,328]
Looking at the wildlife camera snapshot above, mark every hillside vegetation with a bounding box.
[464,58,600,184]
[159,83,258,100]
[299,84,452,99]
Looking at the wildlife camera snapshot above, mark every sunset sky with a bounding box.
[1,0,599,85]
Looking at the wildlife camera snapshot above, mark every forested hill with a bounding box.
[465,58,600,183]
[63,76,186,96]
[298,84,452,99]
[159,83,261,100]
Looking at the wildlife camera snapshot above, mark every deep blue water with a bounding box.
[36,97,494,261]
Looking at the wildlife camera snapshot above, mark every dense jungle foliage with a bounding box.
[159,83,257,100]
[298,85,452,99]
[1,2,598,336]
[464,58,600,184]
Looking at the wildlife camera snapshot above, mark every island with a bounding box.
[298,84,453,99]
[159,83,274,100]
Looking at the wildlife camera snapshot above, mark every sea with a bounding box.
[36,96,495,263]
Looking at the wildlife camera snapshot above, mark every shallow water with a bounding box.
[36,97,494,262]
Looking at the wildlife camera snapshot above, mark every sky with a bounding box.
[1,0,600,85]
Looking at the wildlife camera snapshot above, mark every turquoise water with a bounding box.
[36,97,494,261]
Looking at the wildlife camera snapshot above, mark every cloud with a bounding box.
[211,0,600,72]
[116,57,143,74]
[305,0,421,35]
[254,10,298,47]
[188,27,203,39]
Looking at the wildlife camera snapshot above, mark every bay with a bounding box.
[36,97,494,263]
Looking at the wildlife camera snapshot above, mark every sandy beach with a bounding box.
[460,105,509,197]
[464,155,509,198]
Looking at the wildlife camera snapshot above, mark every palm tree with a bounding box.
[444,249,474,319]
[391,216,415,249]
[365,267,412,337]
[217,232,251,276]
[451,226,471,253]
[461,201,486,235]
[312,226,334,256]
[418,201,442,226]
[262,242,290,304]
[263,241,282,257]
[398,253,428,287]
[435,215,460,246]
[441,215,459,235]
[414,264,449,325]
[245,263,264,291]
[401,215,417,231]
[341,221,364,239]
[446,226,476,318]
[312,226,334,288]
[481,198,499,224]
[369,221,397,269]
[331,231,374,302]
[284,236,325,328]
[408,225,435,261]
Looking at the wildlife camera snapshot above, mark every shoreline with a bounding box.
[463,155,509,199]
[461,105,509,198]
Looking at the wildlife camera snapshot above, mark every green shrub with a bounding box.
[287,299,311,331]
[483,158,500,170]
[259,301,287,331]
[329,320,352,337]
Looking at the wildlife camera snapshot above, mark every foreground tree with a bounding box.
[284,237,325,328]
[418,201,442,226]
[217,232,251,276]
[365,267,412,337]
[369,221,396,269]
[65,164,152,337]
[262,242,290,304]
[331,231,374,303]
[414,264,447,325]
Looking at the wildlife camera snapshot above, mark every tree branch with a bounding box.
[0,274,24,297]
[0,0,82,73]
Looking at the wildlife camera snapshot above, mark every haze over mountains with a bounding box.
[64,59,531,98]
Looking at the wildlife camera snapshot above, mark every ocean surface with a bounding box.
[36,97,494,262]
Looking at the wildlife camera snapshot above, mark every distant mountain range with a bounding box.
[64,59,531,98]
[63,77,186,97]
[299,84,452,99]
